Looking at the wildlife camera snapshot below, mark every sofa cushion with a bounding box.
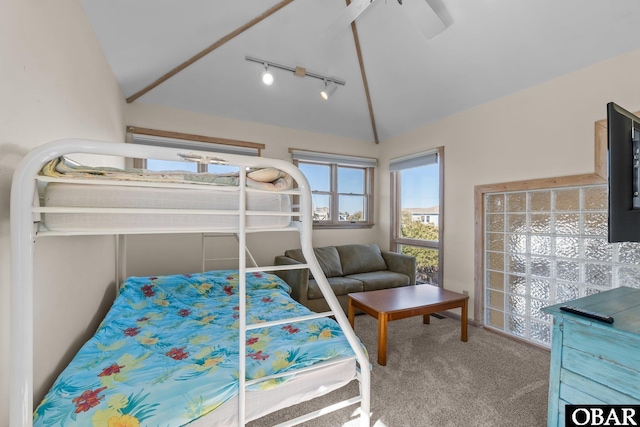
[307,277,363,299]
[345,271,410,291]
[284,246,343,278]
[336,244,388,276]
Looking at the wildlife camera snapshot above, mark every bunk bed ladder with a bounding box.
[201,233,260,272]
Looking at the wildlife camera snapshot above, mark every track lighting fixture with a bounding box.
[320,80,338,100]
[245,55,345,97]
[261,63,274,86]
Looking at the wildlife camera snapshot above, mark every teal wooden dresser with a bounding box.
[543,287,640,427]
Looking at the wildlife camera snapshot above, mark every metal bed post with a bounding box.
[10,145,42,427]
[238,163,248,425]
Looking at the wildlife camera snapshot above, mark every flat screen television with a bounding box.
[608,102,640,242]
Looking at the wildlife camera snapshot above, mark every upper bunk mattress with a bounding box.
[42,183,292,231]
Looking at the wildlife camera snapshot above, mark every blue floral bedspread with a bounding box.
[34,270,357,426]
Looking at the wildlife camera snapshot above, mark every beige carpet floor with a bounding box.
[249,314,550,427]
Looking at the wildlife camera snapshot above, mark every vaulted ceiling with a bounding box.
[81,0,640,143]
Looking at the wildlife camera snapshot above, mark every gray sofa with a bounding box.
[274,243,416,314]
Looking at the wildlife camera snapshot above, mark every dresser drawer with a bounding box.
[559,369,640,404]
[562,320,640,370]
[560,318,640,399]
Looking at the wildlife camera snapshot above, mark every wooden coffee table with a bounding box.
[348,284,469,366]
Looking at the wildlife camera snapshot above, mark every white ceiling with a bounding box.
[81,0,640,143]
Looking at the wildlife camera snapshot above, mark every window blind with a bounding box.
[389,150,438,172]
[131,133,260,157]
[290,149,377,167]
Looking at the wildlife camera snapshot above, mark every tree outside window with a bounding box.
[391,147,443,286]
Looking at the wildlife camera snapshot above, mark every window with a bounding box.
[390,148,443,286]
[481,185,634,347]
[127,127,264,173]
[291,149,377,228]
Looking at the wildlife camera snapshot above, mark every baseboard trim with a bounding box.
[434,311,482,328]
[435,311,549,352]
[482,326,550,353]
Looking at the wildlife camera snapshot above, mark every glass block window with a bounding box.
[484,184,640,347]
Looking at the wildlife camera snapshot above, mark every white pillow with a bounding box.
[248,168,283,183]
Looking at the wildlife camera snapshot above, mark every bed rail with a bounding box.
[10,139,370,427]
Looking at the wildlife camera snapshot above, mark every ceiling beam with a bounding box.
[126,0,296,104]
[347,0,379,144]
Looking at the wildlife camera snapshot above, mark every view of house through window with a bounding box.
[291,150,376,228]
[391,148,443,286]
[298,163,368,223]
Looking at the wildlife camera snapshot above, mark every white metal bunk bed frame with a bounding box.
[10,139,371,427]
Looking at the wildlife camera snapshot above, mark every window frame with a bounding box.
[390,146,445,285]
[127,126,264,171]
[292,153,376,229]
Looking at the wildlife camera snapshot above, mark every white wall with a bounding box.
[0,1,125,424]
[378,48,640,319]
[123,103,380,277]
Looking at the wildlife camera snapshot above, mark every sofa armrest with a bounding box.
[381,251,416,285]
[274,255,310,304]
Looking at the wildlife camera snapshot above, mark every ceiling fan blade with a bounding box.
[401,0,446,40]
[322,0,377,40]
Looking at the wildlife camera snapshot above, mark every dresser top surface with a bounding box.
[544,287,640,335]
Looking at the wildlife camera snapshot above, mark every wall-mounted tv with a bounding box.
[608,102,640,243]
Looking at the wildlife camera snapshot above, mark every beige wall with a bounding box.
[378,47,640,319]
[0,1,125,424]
[123,103,380,277]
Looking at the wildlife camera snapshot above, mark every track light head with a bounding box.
[320,80,338,100]
[261,63,274,86]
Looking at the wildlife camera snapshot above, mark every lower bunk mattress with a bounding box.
[34,270,360,426]
[41,183,292,232]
